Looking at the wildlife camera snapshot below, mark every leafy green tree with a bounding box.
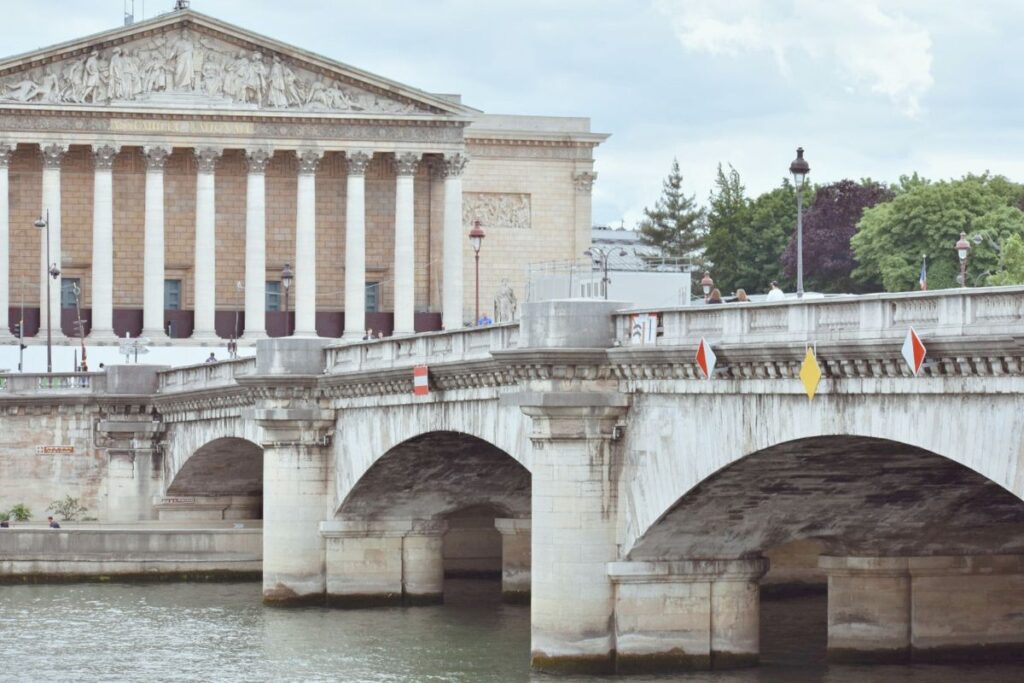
[987,233,1024,285]
[852,175,1024,291]
[9,503,31,522]
[638,158,706,262]
[705,169,810,295]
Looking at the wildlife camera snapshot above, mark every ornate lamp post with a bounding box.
[583,246,628,300]
[469,220,486,324]
[33,210,61,374]
[700,271,714,302]
[789,147,810,298]
[956,232,971,287]
[70,282,87,372]
[281,263,293,335]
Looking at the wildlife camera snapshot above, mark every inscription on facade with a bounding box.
[463,192,531,230]
[111,119,256,135]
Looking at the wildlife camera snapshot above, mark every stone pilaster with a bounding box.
[392,152,420,335]
[293,149,322,337]
[142,145,170,338]
[89,143,120,340]
[243,148,272,339]
[441,152,468,330]
[192,147,222,340]
[0,142,12,338]
[40,143,65,340]
[495,517,531,603]
[608,559,768,673]
[343,150,372,340]
[320,519,446,606]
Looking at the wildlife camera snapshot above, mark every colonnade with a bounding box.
[0,143,470,340]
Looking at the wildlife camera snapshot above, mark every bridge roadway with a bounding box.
[2,286,1024,673]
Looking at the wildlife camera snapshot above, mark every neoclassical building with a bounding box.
[0,7,605,343]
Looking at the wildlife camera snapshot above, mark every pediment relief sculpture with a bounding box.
[0,28,426,115]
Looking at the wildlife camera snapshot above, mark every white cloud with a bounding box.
[655,0,934,116]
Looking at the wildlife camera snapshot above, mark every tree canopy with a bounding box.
[781,180,893,293]
[638,158,706,263]
[851,175,1024,291]
[987,233,1024,285]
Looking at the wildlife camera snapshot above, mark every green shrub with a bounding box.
[0,509,9,523]
[9,504,31,522]
[47,495,87,522]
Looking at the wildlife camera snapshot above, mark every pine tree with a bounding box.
[638,159,706,261]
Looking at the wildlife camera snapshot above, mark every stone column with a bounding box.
[40,143,65,339]
[89,143,119,340]
[343,150,371,340]
[608,559,768,673]
[141,145,170,338]
[322,519,445,606]
[441,152,468,331]
[0,143,12,338]
[495,518,531,603]
[192,147,221,340]
[293,149,322,337]
[243,148,271,339]
[392,152,419,335]
[250,337,334,604]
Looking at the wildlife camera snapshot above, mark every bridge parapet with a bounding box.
[617,286,1024,347]
[0,372,105,395]
[157,357,256,395]
[324,323,519,374]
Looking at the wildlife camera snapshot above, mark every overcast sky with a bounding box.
[7,0,1024,228]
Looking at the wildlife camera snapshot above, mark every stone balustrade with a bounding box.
[0,372,105,394]
[157,357,256,394]
[324,323,519,374]
[616,286,1024,347]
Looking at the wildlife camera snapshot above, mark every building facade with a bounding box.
[0,8,605,344]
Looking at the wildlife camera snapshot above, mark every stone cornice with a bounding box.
[319,359,516,399]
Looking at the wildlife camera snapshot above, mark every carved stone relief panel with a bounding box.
[0,27,428,115]
[463,192,531,231]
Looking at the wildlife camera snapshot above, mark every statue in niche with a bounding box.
[494,279,517,322]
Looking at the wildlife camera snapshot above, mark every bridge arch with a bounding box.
[162,429,264,520]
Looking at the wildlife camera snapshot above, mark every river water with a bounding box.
[2,580,1022,682]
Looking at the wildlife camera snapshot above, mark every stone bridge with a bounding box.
[2,286,1024,673]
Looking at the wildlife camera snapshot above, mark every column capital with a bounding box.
[440,151,469,178]
[344,150,372,176]
[573,171,597,194]
[194,146,223,173]
[91,143,121,171]
[0,142,12,167]
[296,149,323,175]
[393,152,421,176]
[246,147,273,174]
[41,143,66,169]
[143,144,171,171]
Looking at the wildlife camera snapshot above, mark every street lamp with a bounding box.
[956,231,971,287]
[469,220,486,324]
[70,282,87,372]
[583,246,627,300]
[789,147,810,298]
[281,263,293,335]
[700,271,714,301]
[33,210,61,374]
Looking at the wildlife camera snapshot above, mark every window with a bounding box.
[266,281,282,311]
[61,278,80,309]
[365,281,380,313]
[164,279,182,310]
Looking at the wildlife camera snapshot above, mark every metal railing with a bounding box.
[615,286,1024,347]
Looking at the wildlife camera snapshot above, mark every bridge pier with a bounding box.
[608,559,768,673]
[495,518,530,602]
[822,555,1024,663]
[320,520,446,606]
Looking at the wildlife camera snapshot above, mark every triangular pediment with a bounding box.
[0,9,476,118]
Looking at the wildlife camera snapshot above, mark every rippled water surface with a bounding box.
[2,581,1022,682]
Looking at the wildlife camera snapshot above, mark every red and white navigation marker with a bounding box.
[695,337,717,380]
[413,365,430,395]
[901,327,927,376]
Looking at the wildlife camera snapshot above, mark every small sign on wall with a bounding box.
[413,365,429,396]
[35,445,75,455]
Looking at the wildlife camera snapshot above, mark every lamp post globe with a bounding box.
[468,220,486,324]
[700,271,714,300]
[789,147,810,299]
[956,231,971,287]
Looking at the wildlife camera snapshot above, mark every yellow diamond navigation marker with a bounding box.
[799,346,822,400]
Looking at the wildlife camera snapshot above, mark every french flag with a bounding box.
[919,255,927,291]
